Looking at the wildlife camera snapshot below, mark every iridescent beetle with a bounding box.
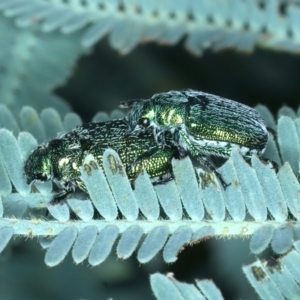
[24,119,180,203]
[120,89,269,189]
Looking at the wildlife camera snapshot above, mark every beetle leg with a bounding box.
[74,178,88,193]
[152,173,174,185]
[50,189,69,204]
[178,130,231,190]
[50,181,75,204]
[258,157,279,172]
[198,157,231,190]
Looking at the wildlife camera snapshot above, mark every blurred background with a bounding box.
[57,38,300,121]
[1,1,300,299]
[3,37,296,300]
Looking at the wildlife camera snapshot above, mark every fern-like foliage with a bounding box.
[0,1,299,299]
[0,15,87,116]
[0,104,299,299]
[151,273,223,300]
[243,239,300,299]
[1,0,300,55]
[0,104,299,274]
[152,239,300,299]
[1,0,300,122]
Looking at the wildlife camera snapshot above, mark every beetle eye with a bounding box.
[36,173,48,181]
[138,118,150,128]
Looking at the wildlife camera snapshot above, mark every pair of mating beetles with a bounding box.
[24,89,268,203]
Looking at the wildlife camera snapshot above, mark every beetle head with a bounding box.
[24,146,52,184]
[123,99,156,132]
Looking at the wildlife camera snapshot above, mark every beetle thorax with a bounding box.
[154,102,185,128]
[157,108,183,126]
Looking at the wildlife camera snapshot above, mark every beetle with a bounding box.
[24,119,180,203]
[120,89,269,189]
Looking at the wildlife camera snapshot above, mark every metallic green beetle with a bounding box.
[24,119,179,203]
[121,89,269,189]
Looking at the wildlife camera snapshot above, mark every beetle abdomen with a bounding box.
[184,90,268,153]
